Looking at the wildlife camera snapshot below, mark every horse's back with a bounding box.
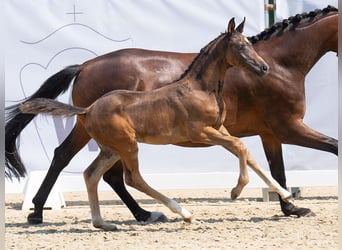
[72,49,196,107]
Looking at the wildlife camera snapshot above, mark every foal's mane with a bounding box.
[177,32,228,81]
[249,5,337,44]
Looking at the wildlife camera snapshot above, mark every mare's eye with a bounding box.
[237,43,243,50]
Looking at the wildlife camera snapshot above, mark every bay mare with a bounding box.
[5,6,337,224]
[18,19,291,231]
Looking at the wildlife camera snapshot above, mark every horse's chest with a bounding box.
[188,92,225,127]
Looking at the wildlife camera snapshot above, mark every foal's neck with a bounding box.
[182,37,230,93]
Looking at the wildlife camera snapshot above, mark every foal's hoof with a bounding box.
[102,225,118,231]
[95,223,118,231]
[231,188,240,200]
[183,215,194,223]
[27,213,43,224]
[147,212,168,223]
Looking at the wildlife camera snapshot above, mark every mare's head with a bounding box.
[224,18,269,76]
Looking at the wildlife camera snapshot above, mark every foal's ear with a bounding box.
[227,17,235,34]
[236,17,246,33]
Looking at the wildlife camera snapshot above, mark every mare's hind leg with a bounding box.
[84,147,120,231]
[121,145,193,222]
[275,119,337,155]
[103,162,168,222]
[28,121,90,224]
[261,134,314,217]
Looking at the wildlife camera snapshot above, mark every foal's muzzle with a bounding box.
[253,61,269,76]
[259,63,269,76]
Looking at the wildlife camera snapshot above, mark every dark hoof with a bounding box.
[302,210,316,217]
[27,213,43,224]
[284,206,315,218]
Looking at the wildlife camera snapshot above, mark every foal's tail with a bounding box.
[5,65,81,180]
[20,98,86,118]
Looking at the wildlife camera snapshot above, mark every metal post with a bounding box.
[265,0,276,27]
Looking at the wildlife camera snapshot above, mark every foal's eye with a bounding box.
[237,43,243,50]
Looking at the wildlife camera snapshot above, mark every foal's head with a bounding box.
[224,18,269,76]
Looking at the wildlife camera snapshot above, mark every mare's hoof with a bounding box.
[27,213,43,224]
[147,212,168,223]
[302,210,316,217]
[284,206,315,218]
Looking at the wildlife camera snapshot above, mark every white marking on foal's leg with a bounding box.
[245,151,292,201]
[269,182,292,201]
[168,199,193,222]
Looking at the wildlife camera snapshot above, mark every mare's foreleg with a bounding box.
[103,162,167,222]
[28,122,90,224]
[84,148,120,231]
[261,134,315,217]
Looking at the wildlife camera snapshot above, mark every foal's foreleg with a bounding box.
[244,150,291,201]
[217,126,291,200]
[198,126,291,200]
[211,126,250,199]
[83,148,120,231]
[190,126,250,199]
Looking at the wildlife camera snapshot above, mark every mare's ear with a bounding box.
[236,17,246,33]
[227,17,235,34]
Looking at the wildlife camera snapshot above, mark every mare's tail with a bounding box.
[5,65,81,180]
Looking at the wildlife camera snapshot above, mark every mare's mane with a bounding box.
[172,5,337,83]
[249,5,337,43]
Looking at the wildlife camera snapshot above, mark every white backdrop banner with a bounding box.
[5,1,337,178]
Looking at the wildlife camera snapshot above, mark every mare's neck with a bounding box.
[262,13,337,76]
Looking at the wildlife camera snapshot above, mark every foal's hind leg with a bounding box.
[121,145,193,222]
[83,147,120,231]
[103,162,168,222]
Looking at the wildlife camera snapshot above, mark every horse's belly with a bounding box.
[135,128,188,145]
